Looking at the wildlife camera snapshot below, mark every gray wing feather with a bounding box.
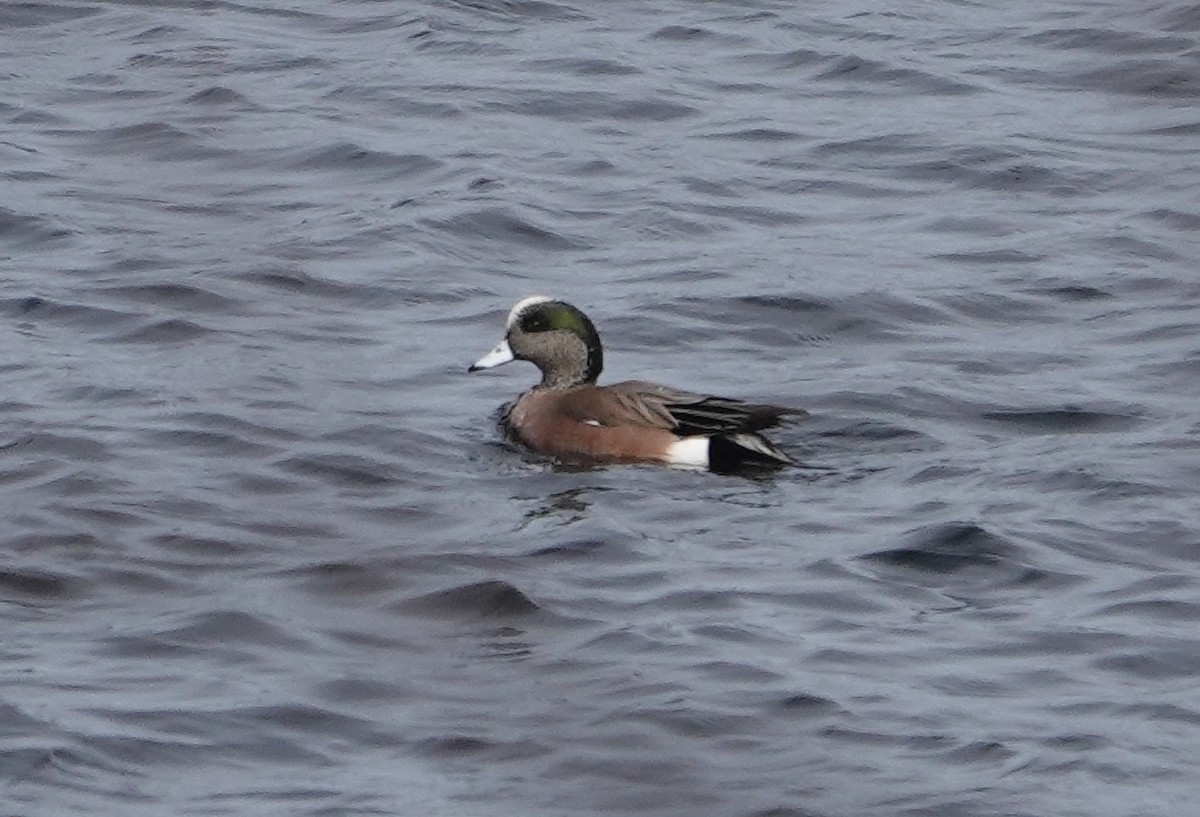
[608,380,800,435]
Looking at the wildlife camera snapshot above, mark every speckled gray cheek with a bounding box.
[534,331,594,388]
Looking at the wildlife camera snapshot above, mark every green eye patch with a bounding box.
[521,302,587,336]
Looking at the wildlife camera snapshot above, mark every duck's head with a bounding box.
[469,296,603,389]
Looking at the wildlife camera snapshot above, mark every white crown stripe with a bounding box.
[507,295,554,329]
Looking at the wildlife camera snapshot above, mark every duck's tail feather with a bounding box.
[708,432,794,473]
[668,399,802,436]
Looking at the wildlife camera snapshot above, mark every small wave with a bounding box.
[278,453,400,488]
[414,733,548,762]
[423,206,584,251]
[1069,59,1200,98]
[105,317,213,344]
[1022,27,1192,57]
[981,407,1141,434]
[487,89,695,122]
[184,86,252,106]
[860,522,1063,592]
[0,207,73,249]
[0,2,97,27]
[527,57,640,77]
[284,142,442,178]
[91,282,235,313]
[152,610,310,649]
[399,580,541,618]
[863,522,1016,574]
[85,121,226,161]
[0,567,75,600]
[813,55,978,95]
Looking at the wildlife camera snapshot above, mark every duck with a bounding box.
[469,296,801,472]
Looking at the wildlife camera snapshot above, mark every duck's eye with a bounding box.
[522,312,550,333]
[520,303,584,335]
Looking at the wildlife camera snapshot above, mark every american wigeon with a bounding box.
[469,296,802,471]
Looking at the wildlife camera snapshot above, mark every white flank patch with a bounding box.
[665,436,709,468]
[507,295,554,328]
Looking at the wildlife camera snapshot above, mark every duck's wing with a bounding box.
[555,384,677,430]
[607,380,803,436]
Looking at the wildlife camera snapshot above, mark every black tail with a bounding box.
[708,433,794,474]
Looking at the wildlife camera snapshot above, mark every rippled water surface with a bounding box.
[3,1,1199,815]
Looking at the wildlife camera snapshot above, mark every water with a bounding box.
[2,1,1198,815]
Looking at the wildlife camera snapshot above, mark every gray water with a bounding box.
[3,1,1199,815]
